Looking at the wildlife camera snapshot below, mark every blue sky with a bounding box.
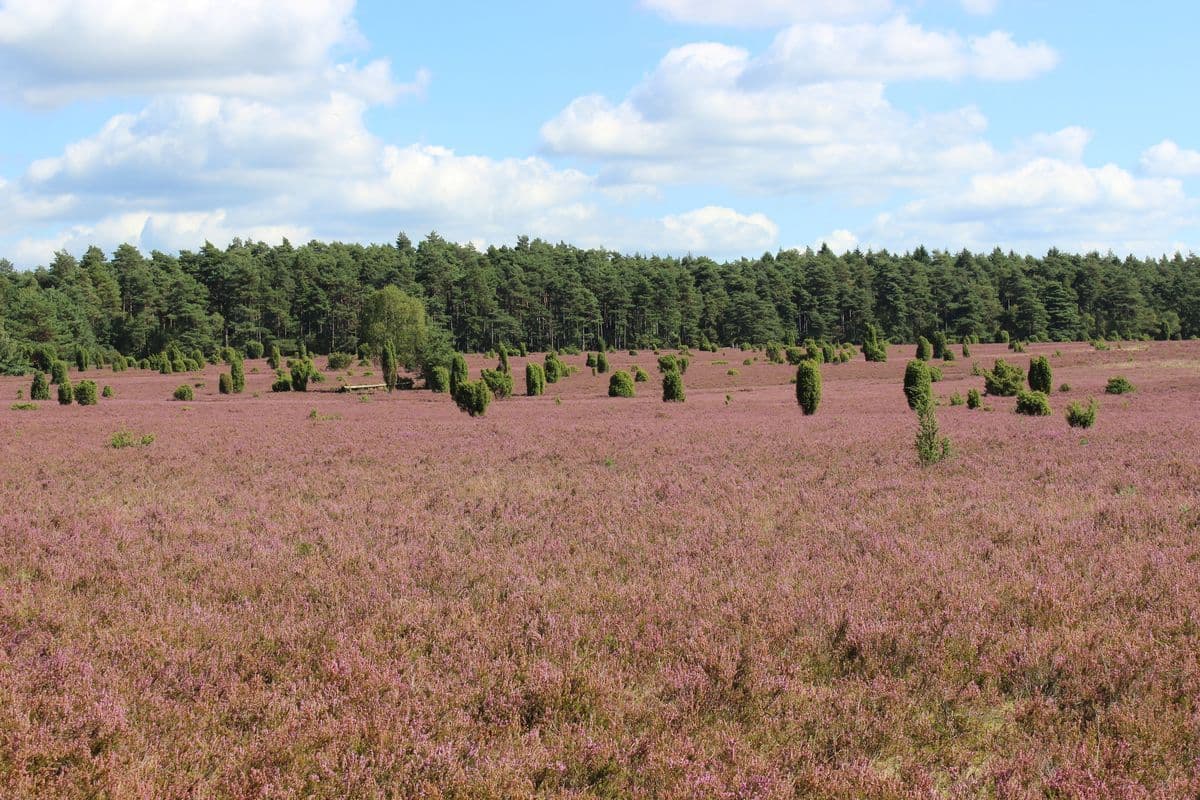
[0,0,1197,267]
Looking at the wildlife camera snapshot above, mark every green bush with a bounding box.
[268,345,282,370]
[662,370,685,402]
[961,342,971,358]
[271,370,292,392]
[1065,398,1098,428]
[30,372,50,401]
[966,388,981,409]
[1028,356,1052,393]
[765,342,785,364]
[327,352,352,370]
[785,346,805,366]
[916,336,932,361]
[381,342,398,391]
[525,362,546,396]
[903,360,932,411]
[428,366,450,393]
[111,355,127,372]
[862,324,888,362]
[51,360,68,385]
[230,356,246,393]
[498,346,510,375]
[586,352,597,368]
[804,339,824,365]
[481,368,514,398]
[657,354,678,373]
[244,341,265,359]
[173,384,193,401]
[1015,390,1051,416]
[29,345,55,372]
[544,352,565,384]
[74,380,98,406]
[608,370,635,397]
[949,392,965,406]
[219,373,233,394]
[928,366,943,382]
[58,379,74,405]
[1105,376,1135,395]
[931,331,947,360]
[942,348,956,362]
[453,379,491,417]
[795,360,822,415]
[101,385,113,398]
[74,345,89,371]
[633,366,649,382]
[450,353,469,393]
[291,358,317,392]
[916,405,952,466]
[1059,383,1071,392]
[984,358,1025,396]
[595,350,609,374]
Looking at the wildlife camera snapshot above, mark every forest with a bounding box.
[1,232,1197,373]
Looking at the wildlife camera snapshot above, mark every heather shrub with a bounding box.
[51,360,68,385]
[633,366,649,382]
[662,370,685,402]
[481,368,514,398]
[74,380,98,406]
[916,405,952,466]
[903,360,932,411]
[30,372,49,401]
[327,352,352,370]
[219,373,233,394]
[271,370,292,392]
[230,356,246,393]
[608,370,635,397]
[101,385,113,398]
[984,358,1025,396]
[1105,376,1135,394]
[795,360,822,415]
[173,384,193,401]
[1066,398,1098,428]
[595,350,609,373]
[931,331,947,360]
[268,345,282,369]
[1028,356,1052,393]
[245,341,265,359]
[381,342,398,391]
[428,366,450,393]
[916,336,932,361]
[453,379,491,416]
[967,388,981,409]
[450,353,469,393]
[949,392,964,406]
[291,358,317,392]
[1015,390,1051,416]
[543,352,565,384]
[525,362,546,396]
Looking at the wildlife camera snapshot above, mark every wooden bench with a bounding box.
[337,383,387,393]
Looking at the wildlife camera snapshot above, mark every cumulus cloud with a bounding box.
[961,0,999,15]
[1139,140,1200,177]
[640,0,892,27]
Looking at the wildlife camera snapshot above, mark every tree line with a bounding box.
[1,232,1197,374]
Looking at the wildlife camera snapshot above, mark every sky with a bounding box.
[0,0,1198,267]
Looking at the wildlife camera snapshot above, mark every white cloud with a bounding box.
[813,229,859,254]
[658,206,778,251]
[640,0,892,27]
[961,0,998,15]
[1139,140,1200,177]
[0,0,424,105]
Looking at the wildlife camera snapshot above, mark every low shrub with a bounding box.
[327,352,352,370]
[481,368,514,398]
[862,324,888,362]
[230,355,246,393]
[633,366,649,382]
[544,352,565,384]
[1105,376,1135,394]
[525,362,546,396]
[795,360,822,415]
[1028,356,1052,393]
[268,345,282,369]
[916,406,952,466]
[30,372,50,401]
[109,430,155,448]
[74,380,98,406]
[903,360,932,411]
[657,354,678,373]
[58,379,73,405]
[453,379,491,417]
[101,385,113,398]
[1015,390,1051,416]
[931,331,947,360]
[381,343,398,391]
[916,336,932,361]
[1059,382,1071,392]
[608,370,635,397]
[51,360,68,385]
[928,366,943,382]
[173,384,193,401]
[984,358,1025,396]
[291,358,318,392]
[949,392,965,406]
[1065,398,1098,428]
[595,350,609,374]
[428,366,450,393]
[11,402,37,411]
[219,373,233,394]
[967,388,981,409]
[244,341,265,359]
[961,342,971,358]
[271,371,292,392]
[662,370,685,402]
[450,353,469,393]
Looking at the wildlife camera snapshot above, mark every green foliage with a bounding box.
[428,366,450,393]
[608,370,635,397]
[657,354,678,373]
[219,373,233,394]
[585,352,597,368]
[51,360,68,385]
[928,366,943,382]
[595,350,609,373]
[498,346,510,375]
[984,358,1025,396]
[74,345,89,371]
[1015,390,1052,416]
[942,348,955,362]
[543,352,565,384]
[57,379,73,405]
[931,331,947,360]
[453,379,491,417]
[101,385,113,398]
[172,384,193,401]
[230,355,245,393]
[1059,383,1071,392]
[481,368,514,398]
[268,345,282,370]
[525,362,546,396]
[244,341,264,359]
[30,372,49,401]
[290,358,317,392]
[794,360,822,415]
[271,370,292,392]
[29,345,56,372]
[804,339,824,364]
[915,405,952,466]
[862,324,888,362]
[450,352,469,394]
[74,380,98,406]
[109,430,154,449]
[785,346,805,365]
[903,360,932,412]
[916,336,932,361]
[633,366,649,382]
[1028,356,1052,393]
[765,342,784,364]
[381,342,398,391]
[1105,376,1135,394]
[11,402,37,411]
[662,370,685,402]
[1066,398,1098,428]
[327,352,352,370]
[360,285,427,371]
[949,392,965,406]
[966,388,982,409]
[961,342,971,358]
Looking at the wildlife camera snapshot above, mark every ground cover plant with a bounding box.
[1,341,1199,797]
